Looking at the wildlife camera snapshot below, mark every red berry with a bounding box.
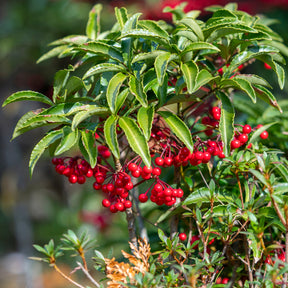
[107,183,115,192]
[77,175,86,184]
[201,116,211,125]
[155,157,164,166]
[260,131,269,139]
[139,194,148,203]
[278,252,285,262]
[143,165,153,174]
[211,107,220,115]
[109,205,118,213]
[101,150,111,158]
[231,139,241,149]
[177,189,184,198]
[93,182,102,190]
[179,233,187,241]
[164,188,172,196]
[218,150,225,159]
[125,181,134,190]
[68,174,78,184]
[195,151,204,161]
[190,235,200,248]
[86,168,93,178]
[203,151,211,162]
[131,169,141,178]
[102,199,111,208]
[124,200,132,209]
[115,202,125,212]
[264,63,272,69]
[243,124,252,134]
[152,167,161,176]
[222,278,229,284]
[164,157,173,167]
[238,133,248,143]
[128,163,138,172]
[154,183,163,192]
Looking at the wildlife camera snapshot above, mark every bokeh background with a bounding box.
[1,0,288,287]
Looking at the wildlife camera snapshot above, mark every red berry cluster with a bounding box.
[52,157,93,184]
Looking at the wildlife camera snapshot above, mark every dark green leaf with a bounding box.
[121,13,141,34]
[180,61,198,94]
[83,63,126,79]
[137,106,154,141]
[2,91,53,107]
[55,126,79,155]
[86,4,102,40]
[217,91,235,156]
[157,111,193,153]
[104,115,120,159]
[107,73,128,114]
[29,129,63,176]
[155,52,177,85]
[52,69,71,103]
[118,117,151,167]
[249,169,269,186]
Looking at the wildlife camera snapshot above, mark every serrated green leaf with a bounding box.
[139,20,170,39]
[156,74,168,108]
[234,74,271,88]
[107,73,128,114]
[180,61,198,94]
[217,91,234,156]
[180,18,204,41]
[104,115,120,159]
[76,42,124,63]
[129,75,148,107]
[254,85,282,112]
[132,51,166,64]
[118,117,151,167]
[157,111,193,153]
[155,53,178,85]
[122,13,141,34]
[80,130,97,168]
[249,169,269,187]
[49,35,89,46]
[29,129,63,176]
[115,7,128,29]
[37,45,69,64]
[194,69,214,91]
[83,63,126,79]
[55,126,79,155]
[181,42,220,57]
[137,106,154,141]
[40,102,88,117]
[65,76,85,98]
[248,122,277,144]
[2,90,53,107]
[52,69,71,103]
[12,114,71,140]
[71,106,109,130]
[86,4,102,40]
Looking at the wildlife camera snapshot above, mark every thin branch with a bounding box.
[77,261,101,288]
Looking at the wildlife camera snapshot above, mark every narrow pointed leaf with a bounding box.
[55,126,79,155]
[157,111,193,153]
[86,4,102,40]
[118,117,151,167]
[137,106,154,141]
[122,13,141,34]
[254,85,282,112]
[115,88,129,114]
[129,75,148,107]
[104,115,120,159]
[80,130,97,168]
[194,69,214,91]
[107,73,128,114]
[180,18,204,41]
[181,42,220,56]
[71,106,109,130]
[29,130,63,176]
[83,63,126,79]
[139,20,170,39]
[180,61,198,94]
[248,122,277,144]
[2,91,53,107]
[37,45,69,63]
[155,52,177,85]
[217,92,235,156]
[156,74,168,108]
[115,7,128,29]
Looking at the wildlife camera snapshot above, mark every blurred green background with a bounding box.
[0,0,288,287]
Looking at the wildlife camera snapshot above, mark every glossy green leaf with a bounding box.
[217,91,235,156]
[234,74,271,88]
[29,129,63,176]
[132,51,166,64]
[2,91,53,107]
[65,76,85,98]
[39,103,88,117]
[37,45,69,63]
[248,122,277,144]
[115,88,130,114]
[76,42,124,63]
[86,4,102,40]
[12,114,71,140]
[71,106,109,130]
[137,106,154,141]
[249,169,269,186]
[180,18,204,41]
[176,30,198,42]
[49,35,89,46]
[193,69,214,91]
[104,115,120,159]
[80,130,97,168]
[107,72,128,114]
[114,7,128,29]
[155,52,177,85]
[254,85,282,112]
[180,61,198,94]
[139,20,170,39]
[129,75,148,107]
[55,126,79,155]
[83,63,126,79]
[157,111,193,153]
[181,42,220,56]
[121,13,141,34]
[52,69,71,102]
[118,117,151,167]
[156,74,168,108]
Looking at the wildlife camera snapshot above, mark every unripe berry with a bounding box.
[179,233,187,241]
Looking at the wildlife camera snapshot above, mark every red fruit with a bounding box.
[190,235,200,248]
[205,129,213,136]
[218,67,224,75]
[115,178,123,188]
[63,167,72,176]
[86,168,94,178]
[102,199,111,208]
[143,165,153,174]
[243,124,252,134]
[77,175,86,184]
[278,252,285,262]
[203,151,211,162]
[260,131,269,139]
[152,167,161,176]
[141,172,151,180]
[124,200,132,209]
[68,174,78,184]
[177,189,184,198]
[264,63,272,69]
[128,163,138,172]
[195,151,204,161]
[247,143,252,149]
[52,157,59,165]
[231,139,241,149]
[107,183,115,192]
[155,157,164,166]
[125,181,134,190]
[211,107,220,115]
[132,169,141,178]
[56,164,65,174]
[109,205,118,213]
[115,202,125,212]
[222,278,229,284]
[164,188,173,196]
[95,175,105,184]
[179,233,187,241]
[201,116,211,125]
[213,113,221,120]
[218,150,225,159]
[238,133,248,143]
[93,182,102,190]
[164,157,173,166]
[101,149,111,158]
[256,124,263,129]
[154,183,163,192]
[139,194,148,203]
